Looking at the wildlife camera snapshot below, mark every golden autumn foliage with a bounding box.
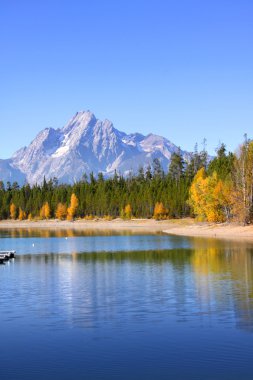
[10,203,17,220]
[67,193,79,221]
[18,208,26,220]
[55,203,67,220]
[39,202,51,219]
[153,202,167,220]
[44,202,51,219]
[124,204,132,219]
[120,204,132,219]
[190,243,253,310]
[189,168,234,222]
[39,207,44,219]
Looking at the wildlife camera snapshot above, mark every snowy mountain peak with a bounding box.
[62,110,96,134]
[0,110,190,184]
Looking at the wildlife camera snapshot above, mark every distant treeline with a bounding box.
[1,137,253,224]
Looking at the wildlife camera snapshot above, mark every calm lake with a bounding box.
[1,229,253,379]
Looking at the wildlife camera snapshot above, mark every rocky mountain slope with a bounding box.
[0,110,190,185]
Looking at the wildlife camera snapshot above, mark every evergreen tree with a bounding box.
[169,149,185,181]
[207,143,234,180]
[152,158,163,178]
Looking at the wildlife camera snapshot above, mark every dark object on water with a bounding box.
[0,250,16,263]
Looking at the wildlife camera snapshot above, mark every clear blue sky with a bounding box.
[1,0,252,158]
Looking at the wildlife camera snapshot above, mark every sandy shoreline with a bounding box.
[0,218,189,232]
[1,218,253,241]
[163,223,253,241]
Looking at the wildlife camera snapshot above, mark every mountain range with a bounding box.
[0,110,190,185]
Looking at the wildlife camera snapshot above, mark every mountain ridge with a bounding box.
[0,110,190,185]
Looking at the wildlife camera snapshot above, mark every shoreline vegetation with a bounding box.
[1,218,253,241]
[1,137,253,231]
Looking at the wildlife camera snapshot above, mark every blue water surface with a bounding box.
[1,229,253,379]
[0,232,190,254]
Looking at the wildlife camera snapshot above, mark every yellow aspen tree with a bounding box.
[189,169,234,222]
[188,168,208,221]
[39,205,45,219]
[153,202,160,220]
[67,193,79,221]
[18,208,26,220]
[212,179,234,222]
[44,202,51,219]
[204,172,220,222]
[124,204,132,219]
[39,202,51,219]
[10,203,16,219]
[160,202,167,219]
[204,173,233,222]
[153,202,167,220]
[55,203,67,220]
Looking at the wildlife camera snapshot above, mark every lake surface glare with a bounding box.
[1,229,253,379]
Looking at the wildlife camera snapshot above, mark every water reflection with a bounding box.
[190,244,253,332]
[2,234,253,380]
[0,228,161,238]
[6,244,253,333]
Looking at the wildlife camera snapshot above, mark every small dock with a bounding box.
[0,250,16,264]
